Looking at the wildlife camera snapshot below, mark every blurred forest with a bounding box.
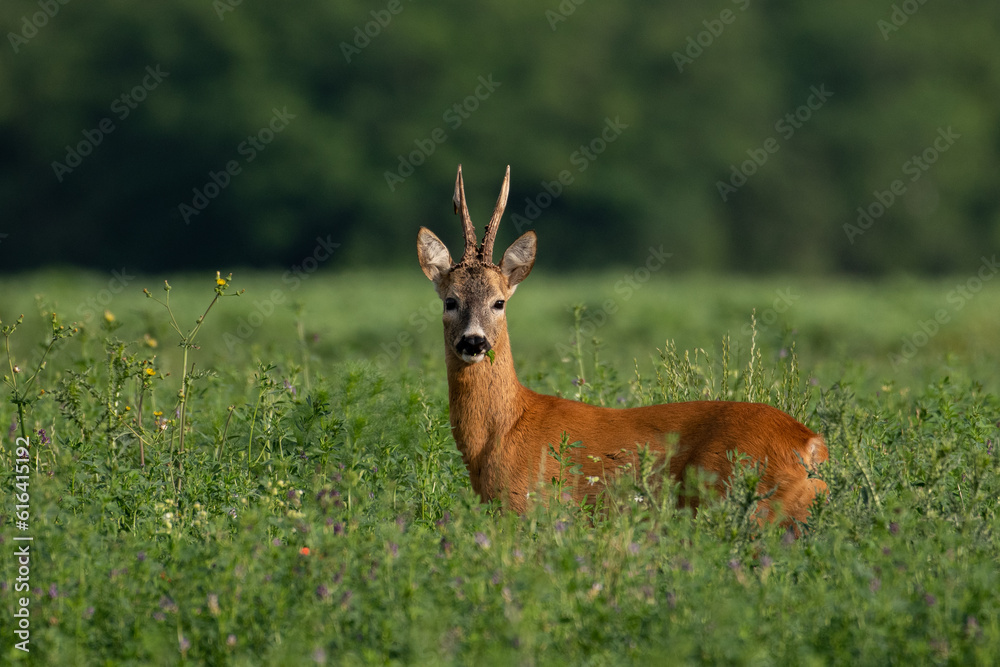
[1,0,998,274]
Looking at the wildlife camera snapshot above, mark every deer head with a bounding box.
[417,165,537,364]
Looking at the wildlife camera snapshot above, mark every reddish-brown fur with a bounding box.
[419,165,828,525]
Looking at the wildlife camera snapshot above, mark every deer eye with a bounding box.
[492,300,505,311]
[444,298,458,311]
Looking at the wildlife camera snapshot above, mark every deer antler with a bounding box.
[480,165,510,265]
[453,165,478,264]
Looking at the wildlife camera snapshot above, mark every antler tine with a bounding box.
[480,165,510,265]
[453,165,478,264]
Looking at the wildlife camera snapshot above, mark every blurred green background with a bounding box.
[2,0,998,274]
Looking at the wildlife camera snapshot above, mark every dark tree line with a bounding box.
[1,0,997,274]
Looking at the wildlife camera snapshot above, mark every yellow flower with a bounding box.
[153,411,163,417]
[103,310,115,323]
[216,271,227,287]
[144,368,156,376]
[143,333,158,348]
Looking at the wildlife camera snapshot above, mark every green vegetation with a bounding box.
[3,1,999,273]
[1,270,998,664]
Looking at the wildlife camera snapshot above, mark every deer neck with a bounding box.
[445,325,524,488]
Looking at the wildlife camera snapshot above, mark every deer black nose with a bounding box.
[456,335,490,357]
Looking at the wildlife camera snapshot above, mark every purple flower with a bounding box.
[759,555,774,569]
[727,559,741,571]
[925,593,937,606]
[474,532,491,549]
[554,520,568,533]
[889,522,899,535]
[179,635,191,653]
[628,542,640,555]
[316,584,330,600]
[333,522,344,535]
[388,542,399,557]
[37,429,50,445]
[283,380,296,394]
[870,578,881,593]
[137,551,146,562]
[48,583,58,599]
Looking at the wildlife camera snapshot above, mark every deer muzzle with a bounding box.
[455,334,491,363]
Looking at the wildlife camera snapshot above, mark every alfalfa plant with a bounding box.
[1,310,78,448]
[144,272,242,489]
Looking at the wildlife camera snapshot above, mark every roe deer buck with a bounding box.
[417,165,828,525]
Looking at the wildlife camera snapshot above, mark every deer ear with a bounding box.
[417,227,452,285]
[500,231,536,289]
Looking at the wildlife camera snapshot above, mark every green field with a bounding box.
[1,268,999,665]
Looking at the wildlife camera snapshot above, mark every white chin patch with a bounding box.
[460,352,486,364]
